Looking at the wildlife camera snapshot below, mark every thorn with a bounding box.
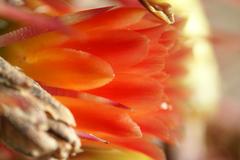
[77,131,109,144]
[139,0,175,24]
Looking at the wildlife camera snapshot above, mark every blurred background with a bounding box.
[202,0,240,104]
[201,1,240,159]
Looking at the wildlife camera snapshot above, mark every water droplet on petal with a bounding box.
[160,102,172,110]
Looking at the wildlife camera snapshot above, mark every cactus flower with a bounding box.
[0,0,191,160]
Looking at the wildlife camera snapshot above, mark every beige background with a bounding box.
[201,0,240,104]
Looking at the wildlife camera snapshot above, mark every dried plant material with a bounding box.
[139,0,175,24]
[0,57,81,160]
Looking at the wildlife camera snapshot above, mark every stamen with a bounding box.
[139,0,175,24]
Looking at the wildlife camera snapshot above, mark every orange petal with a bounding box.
[159,29,178,49]
[57,96,142,137]
[118,0,141,7]
[39,0,73,14]
[42,85,131,110]
[89,74,164,109]
[137,26,167,43]
[72,141,154,160]
[61,30,149,70]
[150,72,169,83]
[7,48,114,90]
[131,107,182,143]
[165,48,190,76]
[74,7,146,31]
[126,56,165,76]
[109,137,166,160]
